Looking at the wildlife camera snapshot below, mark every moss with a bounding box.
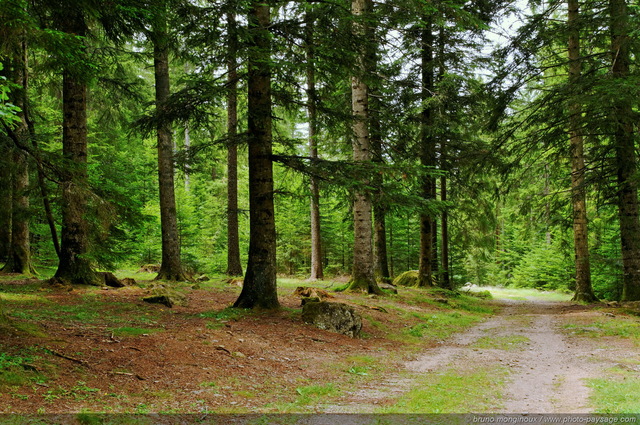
[392,270,419,287]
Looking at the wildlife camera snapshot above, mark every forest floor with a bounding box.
[1,271,640,420]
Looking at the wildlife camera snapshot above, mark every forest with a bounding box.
[1,0,639,306]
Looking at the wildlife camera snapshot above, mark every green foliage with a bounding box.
[0,63,20,127]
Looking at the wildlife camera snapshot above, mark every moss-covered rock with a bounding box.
[392,270,419,287]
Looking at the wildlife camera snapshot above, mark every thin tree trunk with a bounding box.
[440,173,451,289]
[371,113,390,283]
[610,0,640,301]
[152,8,187,281]
[568,0,596,302]
[226,8,243,277]
[347,0,382,294]
[305,9,324,281]
[418,15,435,287]
[234,0,279,309]
[0,142,11,263]
[184,126,191,191]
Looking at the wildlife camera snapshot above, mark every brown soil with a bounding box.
[0,276,432,414]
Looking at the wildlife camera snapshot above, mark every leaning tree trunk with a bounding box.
[417,15,435,288]
[305,9,324,281]
[346,0,382,295]
[152,9,187,282]
[568,0,597,302]
[610,0,640,301]
[233,0,280,309]
[226,8,243,277]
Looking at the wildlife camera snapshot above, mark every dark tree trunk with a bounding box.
[2,35,35,275]
[440,173,451,289]
[610,0,640,301]
[53,69,100,285]
[233,0,280,309]
[152,9,187,282]
[3,148,33,275]
[568,0,596,302]
[418,15,435,288]
[226,8,243,277]
[346,0,382,294]
[305,10,324,281]
[371,104,390,283]
[0,141,11,263]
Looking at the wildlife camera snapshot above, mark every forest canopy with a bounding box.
[1,0,639,304]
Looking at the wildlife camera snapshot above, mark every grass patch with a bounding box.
[471,335,530,350]
[380,366,508,413]
[404,312,483,342]
[473,286,571,302]
[589,368,640,413]
[564,317,640,340]
[199,307,252,329]
[110,327,163,337]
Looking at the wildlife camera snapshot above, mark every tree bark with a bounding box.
[418,15,435,288]
[226,8,243,277]
[305,9,324,281]
[0,141,11,263]
[233,0,280,309]
[610,0,640,301]
[53,70,100,285]
[50,11,99,285]
[152,8,187,282]
[2,35,35,275]
[568,0,596,302]
[346,0,382,294]
[440,173,451,289]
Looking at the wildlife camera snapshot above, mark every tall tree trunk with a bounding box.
[346,0,382,294]
[371,105,390,283]
[226,7,243,277]
[610,0,640,301]
[50,12,99,285]
[2,35,35,275]
[3,148,33,275]
[305,9,324,281]
[440,173,451,289]
[0,141,11,263]
[568,0,596,302]
[418,15,435,287]
[233,0,279,309]
[152,8,187,281]
[53,71,100,285]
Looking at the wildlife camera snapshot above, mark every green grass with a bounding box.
[589,368,640,413]
[380,366,508,413]
[469,286,571,302]
[110,326,163,337]
[403,311,484,342]
[269,383,340,413]
[564,318,640,340]
[471,335,530,350]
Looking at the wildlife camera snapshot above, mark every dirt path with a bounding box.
[324,298,628,413]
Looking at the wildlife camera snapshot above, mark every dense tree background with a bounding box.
[1,0,638,304]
